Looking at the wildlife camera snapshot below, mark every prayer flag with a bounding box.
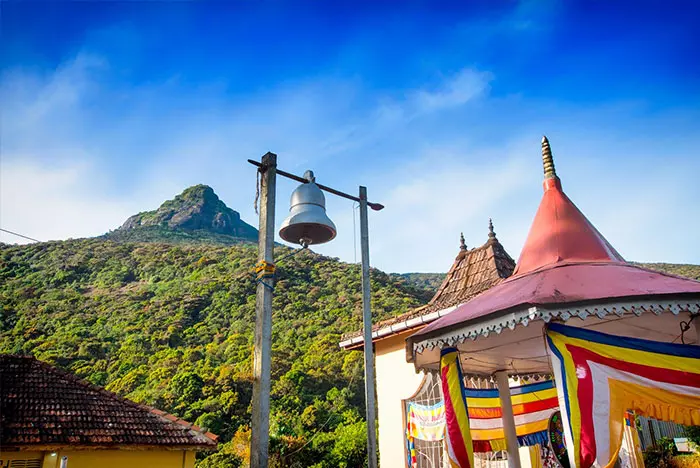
[546,322,700,468]
[440,348,474,468]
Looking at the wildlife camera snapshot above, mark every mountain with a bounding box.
[104,185,257,245]
[0,238,434,467]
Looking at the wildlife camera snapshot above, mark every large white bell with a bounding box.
[279,170,337,246]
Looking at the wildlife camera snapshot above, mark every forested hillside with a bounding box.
[390,272,445,292]
[0,239,432,467]
[2,230,698,467]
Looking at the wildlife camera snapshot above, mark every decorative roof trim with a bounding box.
[339,304,461,349]
[463,371,553,382]
[411,297,700,356]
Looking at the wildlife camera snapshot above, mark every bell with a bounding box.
[279,170,337,246]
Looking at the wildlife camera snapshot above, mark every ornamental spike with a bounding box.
[542,135,557,179]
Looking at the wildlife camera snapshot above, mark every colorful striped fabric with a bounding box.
[406,402,445,468]
[464,379,559,453]
[406,424,417,468]
[546,322,700,468]
[407,401,446,441]
[441,348,474,468]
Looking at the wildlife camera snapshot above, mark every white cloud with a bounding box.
[2,50,699,273]
[411,69,492,113]
[0,161,137,244]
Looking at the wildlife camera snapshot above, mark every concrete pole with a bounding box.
[495,370,522,468]
[359,186,378,468]
[250,152,277,468]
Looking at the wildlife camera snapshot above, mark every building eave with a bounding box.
[0,444,218,452]
[338,304,460,350]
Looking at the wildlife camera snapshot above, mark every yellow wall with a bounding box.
[1,450,42,467]
[1,449,196,468]
[374,331,426,468]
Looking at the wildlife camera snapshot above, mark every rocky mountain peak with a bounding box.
[116,185,257,241]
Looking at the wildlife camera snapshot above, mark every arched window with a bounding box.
[403,372,446,468]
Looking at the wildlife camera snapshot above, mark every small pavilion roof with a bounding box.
[408,137,700,373]
[339,223,515,349]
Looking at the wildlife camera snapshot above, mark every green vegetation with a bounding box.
[2,176,698,468]
[685,425,700,446]
[643,437,679,468]
[634,263,700,281]
[102,225,253,246]
[0,238,431,466]
[391,272,445,293]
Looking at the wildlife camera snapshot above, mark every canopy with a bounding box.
[407,137,700,375]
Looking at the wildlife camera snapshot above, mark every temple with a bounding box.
[341,136,700,468]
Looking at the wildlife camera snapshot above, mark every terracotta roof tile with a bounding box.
[341,232,515,345]
[0,355,217,449]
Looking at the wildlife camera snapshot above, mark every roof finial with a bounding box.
[542,135,556,179]
[488,218,497,241]
[460,232,467,251]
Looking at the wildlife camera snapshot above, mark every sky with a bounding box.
[1,1,699,273]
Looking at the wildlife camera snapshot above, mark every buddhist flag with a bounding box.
[440,348,474,468]
[407,402,446,441]
[546,322,700,468]
[465,379,558,452]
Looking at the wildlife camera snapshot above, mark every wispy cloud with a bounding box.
[411,69,492,113]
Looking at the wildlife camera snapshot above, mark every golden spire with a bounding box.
[542,135,557,179]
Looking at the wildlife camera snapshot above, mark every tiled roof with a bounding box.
[340,225,515,346]
[0,355,217,449]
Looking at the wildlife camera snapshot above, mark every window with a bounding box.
[403,372,446,468]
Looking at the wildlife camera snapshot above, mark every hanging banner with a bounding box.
[405,379,560,462]
[440,348,474,468]
[465,379,559,452]
[407,401,446,441]
[546,322,700,468]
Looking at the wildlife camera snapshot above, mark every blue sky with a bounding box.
[2,1,699,272]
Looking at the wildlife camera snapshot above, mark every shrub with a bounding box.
[685,426,700,446]
[672,453,700,468]
[644,437,679,468]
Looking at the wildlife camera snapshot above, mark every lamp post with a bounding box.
[248,155,384,468]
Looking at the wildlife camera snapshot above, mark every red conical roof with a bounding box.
[408,136,700,347]
[513,137,624,275]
